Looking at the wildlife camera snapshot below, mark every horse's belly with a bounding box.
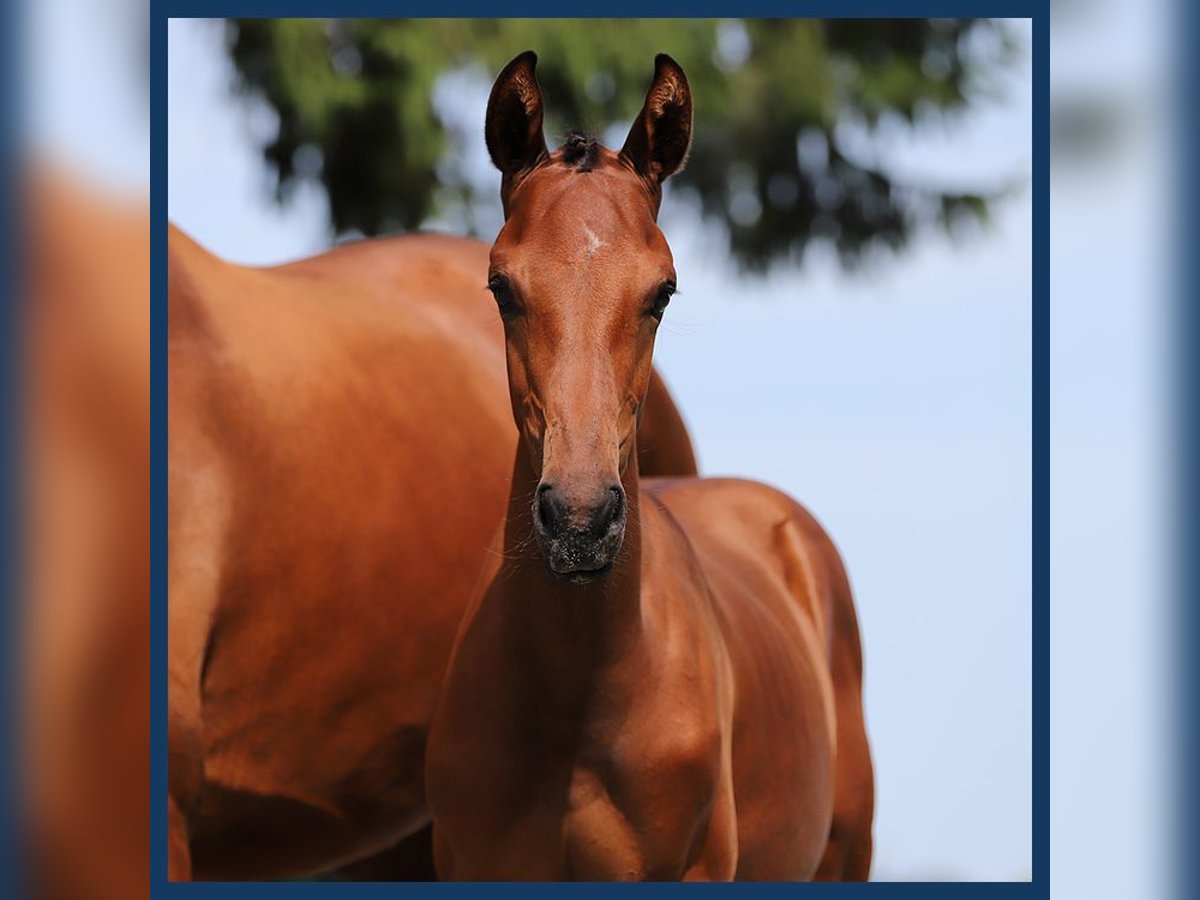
[178,387,510,877]
[189,583,457,878]
[189,773,428,880]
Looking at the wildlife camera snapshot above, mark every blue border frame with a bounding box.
[151,3,1050,894]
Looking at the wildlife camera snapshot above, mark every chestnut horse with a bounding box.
[426,53,873,880]
[168,181,696,874]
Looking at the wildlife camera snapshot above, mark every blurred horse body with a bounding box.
[168,227,696,879]
[24,169,150,900]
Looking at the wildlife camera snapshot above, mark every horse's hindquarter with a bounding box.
[169,231,515,877]
[646,478,841,879]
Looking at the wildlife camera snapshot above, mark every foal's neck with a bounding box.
[498,444,646,686]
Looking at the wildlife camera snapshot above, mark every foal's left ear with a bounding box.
[620,54,693,186]
[485,50,548,179]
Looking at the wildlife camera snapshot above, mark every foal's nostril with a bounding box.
[535,483,568,534]
[590,485,626,537]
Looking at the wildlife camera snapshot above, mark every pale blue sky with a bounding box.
[1049,2,1174,899]
[164,18,1034,881]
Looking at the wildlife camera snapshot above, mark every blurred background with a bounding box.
[1050,2,1176,899]
[13,1,1187,896]
[23,3,150,899]
[168,17,1032,882]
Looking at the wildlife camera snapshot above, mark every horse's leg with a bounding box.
[167,435,227,881]
[813,568,874,881]
[325,823,437,881]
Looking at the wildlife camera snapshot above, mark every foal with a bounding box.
[427,52,873,881]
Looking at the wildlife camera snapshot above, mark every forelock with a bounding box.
[559,131,600,172]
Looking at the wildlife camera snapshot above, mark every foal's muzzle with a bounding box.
[532,482,627,582]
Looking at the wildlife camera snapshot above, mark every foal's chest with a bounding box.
[560,764,656,880]
[440,730,718,881]
[437,756,648,879]
[514,759,690,880]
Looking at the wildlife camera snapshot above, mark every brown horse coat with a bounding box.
[168,223,696,878]
[24,169,151,900]
[426,52,873,881]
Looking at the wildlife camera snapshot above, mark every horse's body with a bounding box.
[168,227,696,879]
[24,169,150,900]
[426,52,872,881]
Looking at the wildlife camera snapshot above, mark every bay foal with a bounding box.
[426,53,874,880]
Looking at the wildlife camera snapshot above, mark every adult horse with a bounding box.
[168,171,697,875]
[426,53,873,880]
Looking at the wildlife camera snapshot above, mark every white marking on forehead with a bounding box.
[582,225,605,259]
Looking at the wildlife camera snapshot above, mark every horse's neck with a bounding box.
[496,446,646,700]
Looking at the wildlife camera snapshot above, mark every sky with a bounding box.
[35,4,1184,887]
[162,18,1036,881]
[1049,2,1174,899]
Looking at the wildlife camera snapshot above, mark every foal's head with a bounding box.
[485,51,692,582]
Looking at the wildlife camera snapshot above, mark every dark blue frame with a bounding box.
[150,2,1050,895]
[1182,0,1200,889]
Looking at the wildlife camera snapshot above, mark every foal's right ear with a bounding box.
[485,51,548,179]
[620,54,693,187]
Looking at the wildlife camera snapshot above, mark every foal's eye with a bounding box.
[487,275,516,314]
[649,281,676,321]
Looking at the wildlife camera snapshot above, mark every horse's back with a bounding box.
[273,232,491,293]
[170,229,501,358]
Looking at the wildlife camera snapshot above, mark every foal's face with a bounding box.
[485,52,692,581]
[490,162,676,578]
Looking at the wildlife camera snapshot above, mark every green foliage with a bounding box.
[225,18,1017,271]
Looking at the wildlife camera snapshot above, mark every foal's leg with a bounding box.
[326,823,437,881]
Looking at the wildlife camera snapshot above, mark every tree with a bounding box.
[224,18,1018,271]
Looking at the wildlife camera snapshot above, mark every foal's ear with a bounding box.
[485,51,548,178]
[620,54,693,185]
